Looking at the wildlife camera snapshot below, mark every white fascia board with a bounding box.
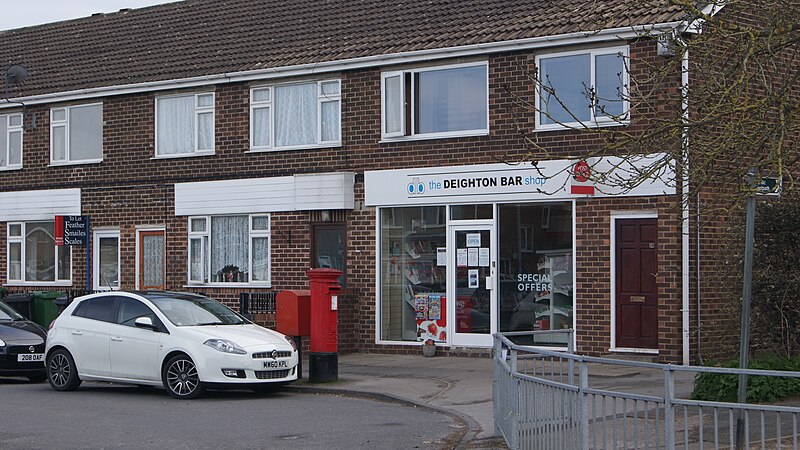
[0,21,684,110]
[0,188,81,221]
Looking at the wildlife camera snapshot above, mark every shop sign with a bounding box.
[55,215,89,246]
[364,153,676,206]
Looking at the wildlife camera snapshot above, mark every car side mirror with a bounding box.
[134,316,156,330]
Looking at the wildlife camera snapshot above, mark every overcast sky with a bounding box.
[1,1,176,31]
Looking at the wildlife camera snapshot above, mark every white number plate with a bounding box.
[18,354,44,362]
[263,360,287,369]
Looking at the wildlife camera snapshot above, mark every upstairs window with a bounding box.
[51,104,103,164]
[382,62,488,139]
[536,47,629,130]
[0,113,23,170]
[250,80,340,151]
[7,221,71,283]
[156,93,215,157]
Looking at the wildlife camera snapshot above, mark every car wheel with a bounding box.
[47,349,82,391]
[27,374,47,383]
[162,354,204,399]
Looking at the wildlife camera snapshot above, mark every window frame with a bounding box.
[186,214,271,287]
[49,103,104,165]
[154,92,216,158]
[380,61,490,141]
[249,79,341,152]
[6,221,72,286]
[534,46,630,131]
[0,113,23,170]
[93,229,120,291]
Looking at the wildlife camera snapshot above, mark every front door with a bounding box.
[138,230,165,290]
[450,224,496,347]
[615,218,658,349]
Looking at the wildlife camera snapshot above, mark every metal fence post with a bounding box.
[664,365,676,450]
[493,335,502,438]
[580,361,589,450]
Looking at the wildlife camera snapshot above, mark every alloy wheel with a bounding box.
[49,353,71,388]
[166,358,199,397]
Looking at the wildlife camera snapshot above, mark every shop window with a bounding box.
[250,80,341,151]
[498,203,573,346]
[536,47,628,130]
[188,215,270,285]
[379,206,446,342]
[382,62,488,139]
[7,221,71,283]
[155,93,214,156]
[450,204,493,220]
[0,113,23,170]
[50,104,103,164]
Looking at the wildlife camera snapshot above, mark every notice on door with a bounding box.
[466,233,481,247]
[457,249,468,267]
[468,269,479,288]
[468,248,479,267]
[479,248,490,267]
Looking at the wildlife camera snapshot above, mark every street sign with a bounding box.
[755,176,781,196]
[55,215,89,246]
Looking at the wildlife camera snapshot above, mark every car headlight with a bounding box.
[203,339,247,355]
[0,338,5,347]
[285,335,298,351]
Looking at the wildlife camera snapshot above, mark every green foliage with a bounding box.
[692,354,800,403]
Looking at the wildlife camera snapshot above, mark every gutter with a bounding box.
[0,21,684,109]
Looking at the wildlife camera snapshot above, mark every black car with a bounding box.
[0,299,47,382]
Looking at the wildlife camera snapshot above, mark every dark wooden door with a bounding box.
[615,218,658,349]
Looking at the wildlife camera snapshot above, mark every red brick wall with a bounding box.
[0,39,692,361]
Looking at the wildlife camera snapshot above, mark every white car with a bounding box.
[45,291,298,399]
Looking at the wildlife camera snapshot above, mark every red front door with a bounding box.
[615,218,658,349]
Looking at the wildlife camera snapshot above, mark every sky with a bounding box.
[1,1,176,31]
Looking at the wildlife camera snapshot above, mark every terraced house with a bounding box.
[0,0,764,363]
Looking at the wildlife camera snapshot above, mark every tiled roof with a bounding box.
[0,0,688,98]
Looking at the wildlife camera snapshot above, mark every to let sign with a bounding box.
[55,215,89,246]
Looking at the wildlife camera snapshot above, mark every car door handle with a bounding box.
[111,336,123,342]
[71,331,83,336]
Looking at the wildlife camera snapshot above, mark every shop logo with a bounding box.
[407,177,425,196]
[572,161,591,182]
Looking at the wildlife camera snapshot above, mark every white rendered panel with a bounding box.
[0,189,81,221]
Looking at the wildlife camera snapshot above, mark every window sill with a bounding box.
[49,159,103,167]
[183,283,272,289]
[3,281,74,287]
[379,130,488,144]
[152,151,216,160]
[0,165,23,171]
[534,120,629,132]
[247,142,342,153]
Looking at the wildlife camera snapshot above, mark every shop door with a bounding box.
[615,218,658,349]
[450,224,496,347]
[138,230,165,290]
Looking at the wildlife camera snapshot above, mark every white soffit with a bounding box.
[175,172,355,216]
[0,189,81,222]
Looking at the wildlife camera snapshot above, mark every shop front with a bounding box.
[365,156,675,350]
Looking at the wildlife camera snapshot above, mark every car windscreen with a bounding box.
[147,296,248,326]
[0,301,25,321]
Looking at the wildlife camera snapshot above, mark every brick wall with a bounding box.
[0,38,695,361]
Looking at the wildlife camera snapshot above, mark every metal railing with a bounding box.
[493,332,800,450]
[239,291,277,315]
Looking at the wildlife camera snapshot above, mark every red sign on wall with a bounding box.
[570,161,595,195]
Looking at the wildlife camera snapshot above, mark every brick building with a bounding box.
[0,0,741,363]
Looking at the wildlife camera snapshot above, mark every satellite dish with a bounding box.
[6,65,28,85]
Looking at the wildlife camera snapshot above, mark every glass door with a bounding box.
[449,223,496,347]
[138,230,165,290]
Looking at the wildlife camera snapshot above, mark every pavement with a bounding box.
[289,352,697,450]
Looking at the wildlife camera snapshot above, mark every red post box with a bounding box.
[307,268,342,382]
